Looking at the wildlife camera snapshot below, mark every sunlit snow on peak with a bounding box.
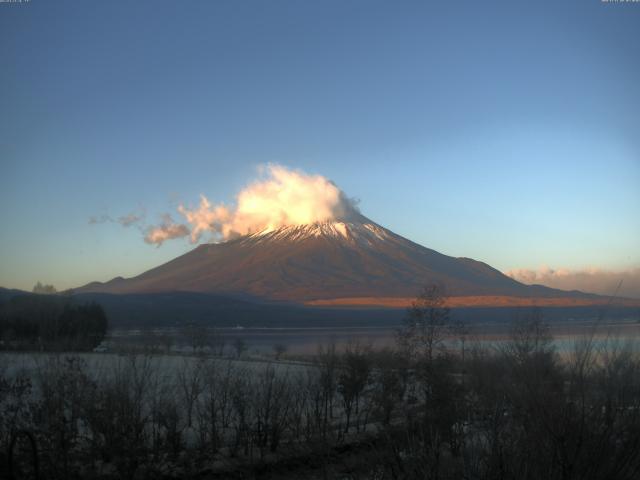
[239,217,391,247]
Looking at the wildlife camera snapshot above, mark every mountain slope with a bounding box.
[78,214,596,302]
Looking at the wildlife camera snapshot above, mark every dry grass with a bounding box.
[306,295,640,308]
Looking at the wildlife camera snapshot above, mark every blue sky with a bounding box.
[1,0,639,291]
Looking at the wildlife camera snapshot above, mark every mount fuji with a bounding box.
[77,213,608,307]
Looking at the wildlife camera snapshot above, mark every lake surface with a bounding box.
[107,319,640,355]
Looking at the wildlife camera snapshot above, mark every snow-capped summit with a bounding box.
[240,214,392,247]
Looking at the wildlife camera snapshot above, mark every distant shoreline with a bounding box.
[306,295,640,308]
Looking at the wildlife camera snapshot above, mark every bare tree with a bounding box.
[398,284,451,362]
[372,349,409,426]
[450,318,470,365]
[503,306,554,364]
[210,327,226,357]
[273,343,287,360]
[82,354,156,479]
[196,360,235,454]
[229,369,253,457]
[158,331,173,354]
[252,364,293,457]
[32,355,93,479]
[177,358,204,428]
[181,323,209,354]
[337,341,371,433]
[316,343,339,431]
[233,338,247,359]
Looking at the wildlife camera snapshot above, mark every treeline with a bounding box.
[0,294,108,351]
[1,287,640,479]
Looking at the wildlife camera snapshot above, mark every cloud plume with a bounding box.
[89,212,145,228]
[144,214,189,246]
[144,164,359,246]
[506,266,640,299]
[118,213,143,227]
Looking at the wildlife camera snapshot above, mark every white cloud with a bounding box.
[147,164,359,245]
[506,266,640,299]
[144,214,189,246]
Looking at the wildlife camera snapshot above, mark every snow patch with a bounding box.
[238,217,391,247]
[333,222,348,238]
